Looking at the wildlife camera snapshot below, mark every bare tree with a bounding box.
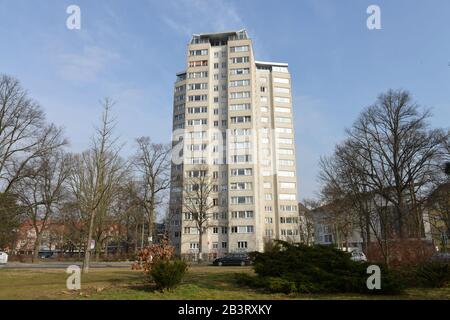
[298,201,316,245]
[133,137,171,244]
[0,75,67,194]
[69,99,125,273]
[345,90,446,238]
[14,150,70,262]
[183,166,216,262]
[318,90,447,265]
[0,75,67,249]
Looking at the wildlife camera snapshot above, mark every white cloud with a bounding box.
[57,46,120,82]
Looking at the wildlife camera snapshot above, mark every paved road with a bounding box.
[0,261,133,269]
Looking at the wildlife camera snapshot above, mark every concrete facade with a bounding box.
[168,30,300,258]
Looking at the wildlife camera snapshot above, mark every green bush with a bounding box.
[415,262,450,288]
[150,259,188,291]
[245,241,402,295]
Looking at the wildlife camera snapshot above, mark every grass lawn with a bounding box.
[0,265,449,300]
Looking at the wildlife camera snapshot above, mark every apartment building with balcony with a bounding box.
[169,29,300,258]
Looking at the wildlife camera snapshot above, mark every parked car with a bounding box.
[39,250,55,259]
[0,252,8,265]
[350,250,367,262]
[213,253,252,266]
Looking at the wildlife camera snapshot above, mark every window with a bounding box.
[265,217,273,223]
[264,206,273,212]
[221,227,228,234]
[230,155,252,163]
[275,127,292,134]
[279,159,294,166]
[222,242,227,248]
[237,241,248,249]
[188,95,207,102]
[230,91,251,99]
[279,194,296,201]
[264,194,273,201]
[214,63,219,69]
[184,227,199,235]
[230,128,251,136]
[265,229,273,237]
[280,182,296,189]
[230,56,250,64]
[186,170,207,178]
[190,242,199,249]
[230,196,253,205]
[175,85,185,93]
[274,77,289,84]
[276,117,291,123]
[278,149,294,155]
[260,86,266,93]
[190,49,208,56]
[187,106,207,114]
[278,170,295,177]
[281,229,299,236]
[275,107,291,113]
[263,182,272,188]
[260,96,268,103]
[324,235,333,243]
[261,117,269,123]
[230,68,250,75]
[280,205,298,212]
[277,138,293,145]
[189,60,208,67]
[231,211,254,219]
[229,142,251,150]
[230,45,249,52]
[212,242,218,249]
[230,79,250,87]
[188,83,208,90]
[260,106,268,113]
[280,217,299,224]
[230,182,252,190]
[230,103,251,111]
[261,138,269,144]
[188,71,208,78]
[272,66,289,73]
[187,119,207,126]
[274,87,290,94]
[274,97,290,103]
[231,116,251,124]
[231,168,252,176]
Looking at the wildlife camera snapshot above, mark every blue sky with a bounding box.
[0,0,449,200]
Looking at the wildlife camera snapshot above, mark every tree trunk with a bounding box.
[198,229,203,264]
[83,209,96,273]
[32,233,42,263]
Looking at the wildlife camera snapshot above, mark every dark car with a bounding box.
[38,250,55,259]
[213,253,251,266]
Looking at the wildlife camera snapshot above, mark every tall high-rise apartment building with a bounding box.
[169,30,300,258]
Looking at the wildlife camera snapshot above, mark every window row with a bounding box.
[190,49,208,56]
[189,60,208,67]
